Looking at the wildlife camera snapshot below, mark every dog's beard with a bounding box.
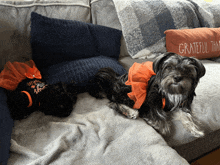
[166,93,188,111]
[159,75,193,111]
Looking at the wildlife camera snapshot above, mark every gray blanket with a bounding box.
[8,93,189,165]
[112,0,220,59]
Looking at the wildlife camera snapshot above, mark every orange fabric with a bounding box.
[162,98,166,109]
[125,61,156,109]
[21,91,33,107]
[165,28,220,59]
[0,60,42,90]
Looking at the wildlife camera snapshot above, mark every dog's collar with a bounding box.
[21,91,41,107]
[20,80,47,108]
[162,96,185,111]
[162,98,166,109]
[162,97,170,110]
[21,91,33,107]
[125,61,156,109]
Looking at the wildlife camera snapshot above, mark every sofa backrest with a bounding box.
[0,0,91,70]
[90,0,129,59]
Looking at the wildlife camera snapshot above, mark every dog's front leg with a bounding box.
[109,103,139,119]
[142,109,171,136]
[173,109,204,137]
[144,118,171,136]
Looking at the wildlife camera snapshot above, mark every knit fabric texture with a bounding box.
[31,12,125,86]
[31,12,122,69]
[41,56,127,86]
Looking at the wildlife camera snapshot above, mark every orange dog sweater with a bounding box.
[125,61,156,109]
[0,60,42,91]
[125,61,167,110]
[0,60,43,107]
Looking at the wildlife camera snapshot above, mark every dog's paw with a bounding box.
[119,104,139,119]
[128,110,139,119]
[173,109,204,137]
[109,103,139,119]
[189,128,204,137]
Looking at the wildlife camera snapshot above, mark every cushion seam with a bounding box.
[0,3,90,8]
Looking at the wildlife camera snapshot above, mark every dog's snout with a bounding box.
[174,76,182,82]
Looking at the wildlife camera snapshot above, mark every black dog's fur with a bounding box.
[6,78,77,120]
[88,53,206,136]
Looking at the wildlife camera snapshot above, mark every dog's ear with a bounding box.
[153,52,176,73]
[190,57,206,79]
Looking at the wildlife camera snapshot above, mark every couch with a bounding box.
[1,0,220,165]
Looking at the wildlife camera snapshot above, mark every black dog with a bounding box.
[6,78,77,120]
[88,53,206,137]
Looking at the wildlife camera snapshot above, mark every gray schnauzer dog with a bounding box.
[88,52,206,137]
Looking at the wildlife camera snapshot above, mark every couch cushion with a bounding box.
[91,0,121,30]
[91,0,129,57]
[0,0,91,71]
[31,12,122,69]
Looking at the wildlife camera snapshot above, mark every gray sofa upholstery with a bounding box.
[1,0,220,164]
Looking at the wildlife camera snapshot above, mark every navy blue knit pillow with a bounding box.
[31,12,122,69]
[41,56,127,86]
[0,88,13,165]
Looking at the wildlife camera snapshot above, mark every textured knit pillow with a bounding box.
[41,56,127,86]
[0,88,13,165]
[31,12,122,69]
[165,28,220,59]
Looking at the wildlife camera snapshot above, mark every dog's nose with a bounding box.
[174,76,182,82]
